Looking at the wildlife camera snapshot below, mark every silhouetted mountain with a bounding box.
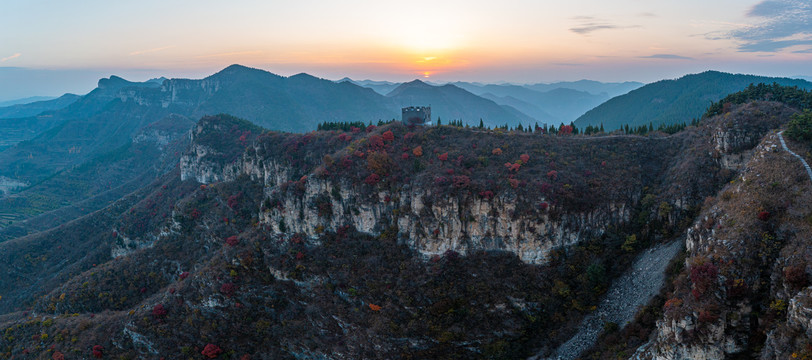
[454,82,609,123]
[478,93,557,124]
[525,80,643,97]
[0,93,80,119]
[387,80,534,127]
[337,78,401,95]
[0,96,57,107]
[574,71,812,130]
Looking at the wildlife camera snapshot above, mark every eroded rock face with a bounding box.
[181,143,634,264]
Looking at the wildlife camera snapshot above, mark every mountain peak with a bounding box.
[97,75,132,89]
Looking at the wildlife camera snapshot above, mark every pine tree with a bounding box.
[479,119,484,129]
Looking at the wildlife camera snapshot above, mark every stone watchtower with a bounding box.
[402,106,431,126]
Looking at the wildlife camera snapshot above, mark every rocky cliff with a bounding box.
[181,116,696,264]
[634,104,812,360]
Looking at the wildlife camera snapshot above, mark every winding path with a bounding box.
[529,239,683,360]
[777,131,812,182]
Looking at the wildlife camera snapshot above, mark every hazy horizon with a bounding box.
[2,0,811,101]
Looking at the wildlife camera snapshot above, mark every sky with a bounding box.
[1,0,811,101]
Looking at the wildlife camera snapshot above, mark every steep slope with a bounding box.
[0,115,704,358]
[634,105,812,359]
[575,71,812,130]
[387,80,535,127]
[0,94,801,359]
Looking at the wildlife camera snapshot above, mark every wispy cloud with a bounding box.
[129,46,175,56]
[640,54,694,60]
[569,16,639,35]
[726,0,812,52]
[1,53,21,62]
[637,12,658,18]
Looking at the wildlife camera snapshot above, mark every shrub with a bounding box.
[220,283,237,297]
[364,174,381,186]
[152,304,168,319]
[52,351,65,360]
[92,345,104,358]
[225,236,239,246]
[492,148,502,155]
[690,260,718,299]
[452,175,471,188]
[520,154,530,163]
[547,170,558,180]
[413,146,423,157]
[438,152,448,161]
[382,130,395,142]
[369,303,382,311]
[202,344,223,358]
[758,211,771,221]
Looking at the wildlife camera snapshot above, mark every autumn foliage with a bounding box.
[202,344,224,358]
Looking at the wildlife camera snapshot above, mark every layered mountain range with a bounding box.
[0,66,810,359]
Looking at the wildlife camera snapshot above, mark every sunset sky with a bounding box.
[1,0,811,100]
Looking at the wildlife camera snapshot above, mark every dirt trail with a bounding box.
[530,239,683,360]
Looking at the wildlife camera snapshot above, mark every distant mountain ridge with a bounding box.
[574,71,812,130]
[386,79,534,126]
[0,93,80,119]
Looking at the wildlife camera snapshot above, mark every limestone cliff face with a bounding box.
[182,142,635,264]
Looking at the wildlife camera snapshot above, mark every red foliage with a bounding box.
[508,178,519,188]
[225,235,239,246]
[364,173,381,185]
[479,190,494,199]
[179,271,190,280]
[438,152,448,161]
[296,251,305,260]
[152,304,168,319]
[492,148,503,155]
[382,130,395,142]
[451,175,471,188]
[401,153,409,160]
[413,146,423,157]
[520,154,530,163]
[690,261,718,299]
[52,351,65,360]
[698,309,719,323]
[369,303,382,311]
[190,208,201,219]
[366,125,377,132]
[202,344,224,359]
[539,202,549,210]
[227,193,241,209]
[350,126,361,133]
[353,150,365,158]
[546,170,558,180]
[504,162,521,172]
[220,283,237,297]
[758,211,771,221]
[558,125,573,135]
[368,135,384,151]
[241,355,251,360]
[92,345,104,358]
[338,133,352,142]
[601,161,607,167]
